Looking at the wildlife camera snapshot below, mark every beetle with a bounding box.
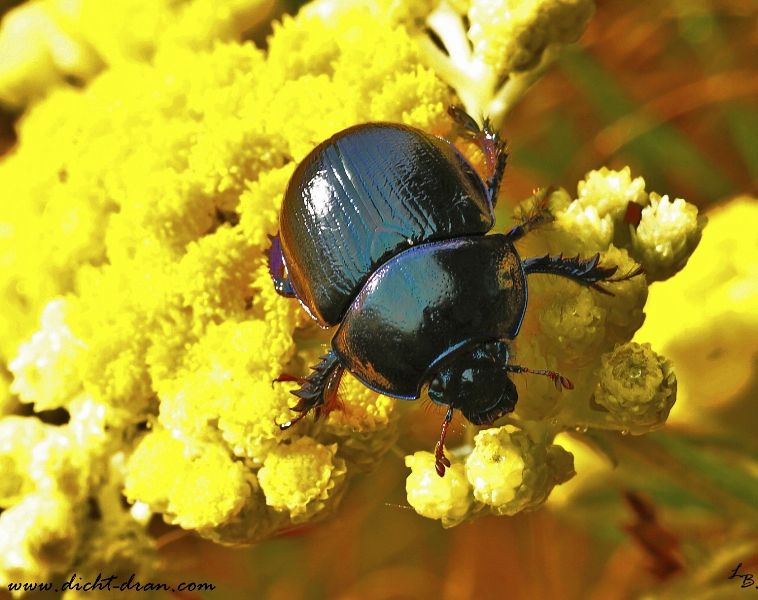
[268,107,641,476]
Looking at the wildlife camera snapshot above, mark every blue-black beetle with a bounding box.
[269,107,640,476]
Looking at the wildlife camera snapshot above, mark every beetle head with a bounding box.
[427,340,518,425]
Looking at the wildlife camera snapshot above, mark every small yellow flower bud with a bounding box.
[124,429,185,511]
[538,286,607,358]
[125,429,252,530]
[553,202,614,254]
[218,379,298,464]
[576,166,648,221]
[9,298,85,411]
[165,443,252,530]
[405,451,474,527]
[465,425,574,516]
[468,0,594,74]
[258,437,347,523]
[630,192,703,282]
[593,342,676,433]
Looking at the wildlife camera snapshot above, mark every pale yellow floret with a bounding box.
[258,437,347,523]
[538,286,608,359]
[592,342,676,434]
[552,202,614,254]
[465,426,527,508]
[507,339,565,421]
[630,192,703,282]
[9,298,85,411]
[0,492,80,586]
[420,0,594,122]
[125,428,253,530]
[123,429,185,511]
[469,0,594,74]
[238,164,295,250]
[217,379,299,463]
[576,166,648,220]
[166,443,253,530]
[465,425,574,516]
[405,450,474,527]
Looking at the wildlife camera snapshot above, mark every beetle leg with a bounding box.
[267,233,297,298]
[277,351,345,430]
[505,365,574,391]
[522,253,644,294]
[434,406,454,477]
[448,106,508,208]
[504,186,554,242]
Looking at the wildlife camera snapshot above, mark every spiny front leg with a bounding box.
[522,253,644,295]
[276,351,344,430]
[448,105,508,208]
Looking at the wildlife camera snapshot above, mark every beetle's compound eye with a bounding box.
[427,374,447,404]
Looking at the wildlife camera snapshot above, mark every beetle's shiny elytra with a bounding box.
[279,122,493,327]
[268,107,641,476]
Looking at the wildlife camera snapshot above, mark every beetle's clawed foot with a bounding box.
[276,409,310,431]
[434,442,452,477]
[588,263,645,295]
[272,352,345,432]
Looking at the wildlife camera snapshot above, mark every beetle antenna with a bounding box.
[505,365,574,391]
[434,406,454,477]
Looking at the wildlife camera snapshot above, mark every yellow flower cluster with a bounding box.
[405,169,702,526]
[0,0,275,107]
[406,424,575,527]
[0,0,703,584]
[0,0,452,585]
